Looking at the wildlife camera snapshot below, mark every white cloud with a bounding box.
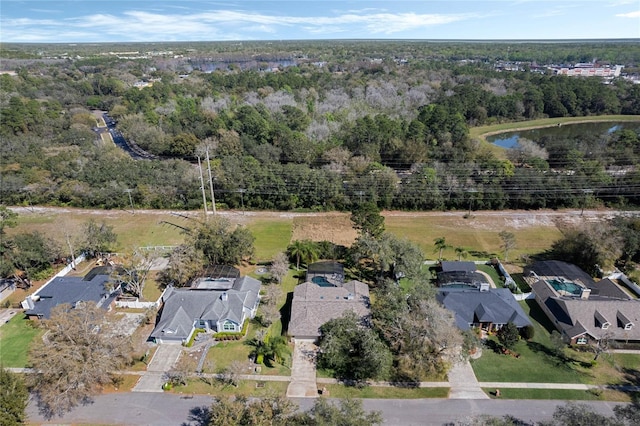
[0,8,477,42]
[615,10,640,18]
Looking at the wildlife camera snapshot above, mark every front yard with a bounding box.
[0,314,42,367]
[471,299,640,400]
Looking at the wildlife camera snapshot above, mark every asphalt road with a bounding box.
[26,393,625,426]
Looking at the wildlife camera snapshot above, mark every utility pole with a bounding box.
[124,189,135,214]
[65,233,76,270]
[197,156,209,221]
[205,148,217,216]
[238,189,246,215]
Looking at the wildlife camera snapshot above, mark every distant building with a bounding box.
[550,64,623,78]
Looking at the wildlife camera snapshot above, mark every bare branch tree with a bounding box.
[29,304,132,418]
[112,250,153,299]
[269,252,289,284]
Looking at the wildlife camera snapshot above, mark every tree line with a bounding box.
[1,42,640,213]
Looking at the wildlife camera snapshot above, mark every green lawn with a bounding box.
[0,314,42,367]
[204,320,291,376]
[174,378,288,397]
[321,384,450,399]
[142,271,163,302]
[477,264,503,288]
[248,218,293,263]
[483,388,599,400]
[472,299,640,387]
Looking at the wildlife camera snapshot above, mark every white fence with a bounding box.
[513,292,535,301]
[608,272,640,297]
[22,255,87,309]
[31,254,86,298]
[115,286,170,309]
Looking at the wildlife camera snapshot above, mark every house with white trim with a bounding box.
[150,273,261,344]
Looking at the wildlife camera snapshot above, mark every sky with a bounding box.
[1,1,639,43]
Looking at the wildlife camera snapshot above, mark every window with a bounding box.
[222,321,236,331]
[576,337,588,345]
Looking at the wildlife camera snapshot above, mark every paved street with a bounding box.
[26,393,626,426]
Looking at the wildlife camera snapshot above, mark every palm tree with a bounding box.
[249,334,290,367]
[455,247,468,261]
[433,237,450,260]
[287,240,319,270]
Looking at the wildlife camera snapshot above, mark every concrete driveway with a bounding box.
[286,339,318,398]
[133,344,183,392]
[0,309,19,327]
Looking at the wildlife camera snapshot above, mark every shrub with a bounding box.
[184,328,206,347]
[520,325,535,340]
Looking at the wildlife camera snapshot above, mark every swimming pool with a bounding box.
[547,278,583,296]
[311,276,336,287]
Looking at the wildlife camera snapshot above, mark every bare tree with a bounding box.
[29,304,132,418]
[112,250,153,299]
[499,231,516,263]
[158,244,203,287]
[220,360,247,387]
[270,252,289,284]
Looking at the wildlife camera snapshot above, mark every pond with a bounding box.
[488,121,640,149]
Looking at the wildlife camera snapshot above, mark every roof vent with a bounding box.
[221,292,228,301]
[346,293,354,300]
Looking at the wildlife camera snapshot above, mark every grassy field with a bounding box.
[8,208,572,267]
[384,213,563,262]
[0,314,42,367]
[470,115,640,143]
[8,208,188,252]
[247,218,292,263]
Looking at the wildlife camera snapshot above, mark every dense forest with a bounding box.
[1,40,640,211]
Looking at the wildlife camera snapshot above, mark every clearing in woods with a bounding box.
[7,206,620,264]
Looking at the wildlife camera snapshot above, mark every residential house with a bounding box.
[289,261,371,340]
[150,272,261,345]
[435,260,531,332]
[23,267,119,320]
[436,287,532,332]
[528,260,640,345]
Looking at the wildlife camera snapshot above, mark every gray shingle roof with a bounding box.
[150,275,261,341]
[436,288,532,331]
[25,274,116,319]
[532,279,640,341]
[289,280,370,338]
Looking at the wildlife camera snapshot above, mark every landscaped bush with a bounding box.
[213,320,250,340]
[520,325,535,340]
